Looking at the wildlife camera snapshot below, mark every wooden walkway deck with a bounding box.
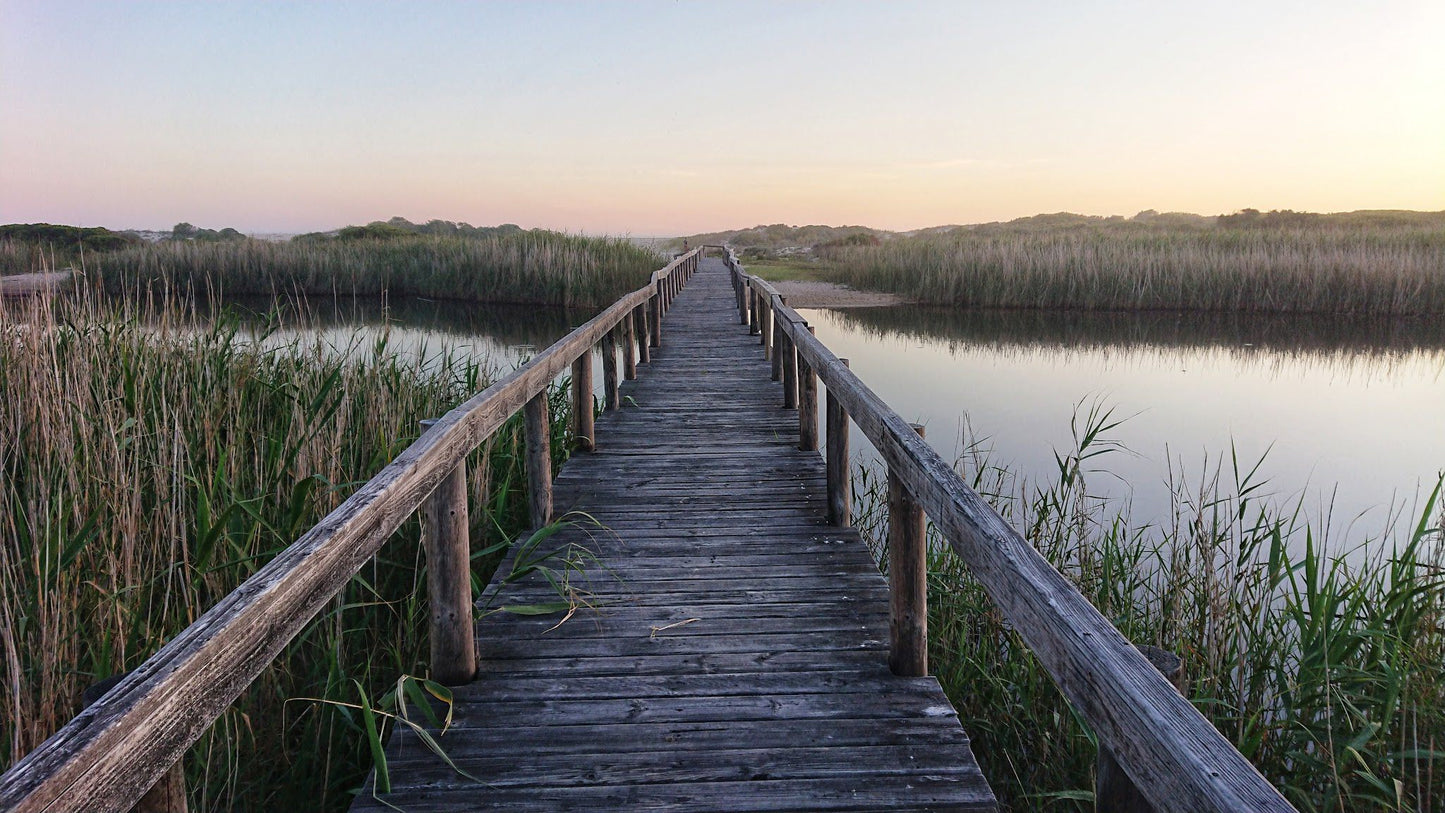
[351,258,996,811]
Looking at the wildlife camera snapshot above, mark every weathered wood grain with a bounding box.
[571,350,595,452]
[601,330,620,410]
[353,256,993,813]
[781,325,798,409]
[827,358,851,527]
[423,461,477,685]
[798,325,819,451]
[0,250,705,813]
[747,269,1293,812]
[523,392,553,529]
[887,423,927,678]
[622,312,637,380]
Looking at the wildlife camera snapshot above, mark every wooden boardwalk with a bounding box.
[352,258,995,811]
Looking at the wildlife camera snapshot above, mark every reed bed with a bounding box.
[821,224,1445,315]
[88,231,661,308]
[0,287,573,811]
[855,409,1445,811]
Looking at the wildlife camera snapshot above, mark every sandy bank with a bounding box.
[768,280,908,309]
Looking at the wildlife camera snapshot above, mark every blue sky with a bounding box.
[2,0,1442,233]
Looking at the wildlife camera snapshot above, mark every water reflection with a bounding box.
[831,306,1445,357]
[216,294,598,369]
[803,306,1445,545]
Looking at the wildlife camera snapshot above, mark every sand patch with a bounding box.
[769,280,908,309]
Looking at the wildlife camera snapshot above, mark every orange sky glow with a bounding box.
[2,1,1442,235]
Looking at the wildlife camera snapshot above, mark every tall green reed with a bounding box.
[0,284,574,810]
[89,231,660,308]
[855,406,1444,810]
[821,223,1445,316]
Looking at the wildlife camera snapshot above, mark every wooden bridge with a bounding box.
[0,248,1294,812]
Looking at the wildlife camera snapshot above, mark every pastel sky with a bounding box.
[2,1,1442,235]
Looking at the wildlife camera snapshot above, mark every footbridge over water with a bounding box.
[0,249,1294,812]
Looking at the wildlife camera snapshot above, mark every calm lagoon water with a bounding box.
[228,295,594,371]
[803,307,1445,544]
[237,296,1445,545]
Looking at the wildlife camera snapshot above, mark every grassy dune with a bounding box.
[0,289,573,810]
[819,217,1445,315]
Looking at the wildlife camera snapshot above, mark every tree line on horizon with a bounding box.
[6,208,1443,275]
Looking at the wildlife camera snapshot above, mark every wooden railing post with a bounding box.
[571,351,595,451]
[827,359,851,526]
[1097,646,1185,813]
[782,322,798,409]
[82,675,187,813]
[418,419,476,686]
[888,423,927,677]
[770,296,785,381]
[649,292,663,349]
[798,326,818,451]
[601,329,620,411]
[634,305,650,364]
[735,266,748,324]
[622,312,637,380]
[760,297,771,352]
[748,286,759,335]
[523,393,552,528]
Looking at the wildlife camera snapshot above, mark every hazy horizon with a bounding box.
[3,1,1442,234]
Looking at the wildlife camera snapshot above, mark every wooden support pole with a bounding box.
[781,323,798,409]
[798,326,818,451]
[83,675,188,813]
[888,423,927,678]
[571,352,595,452]
[523,393,552,529]
[827,359,851,527]
[735,270,748,324]
[419,419,476,686]
[622,312,637,380]
[635,305,650,364]
[748,287,759,334]
[649,293,662,349]
[601,330,619,411]
[770,296,785,381]
[761,298,771,351]
[1097,646,1186,813]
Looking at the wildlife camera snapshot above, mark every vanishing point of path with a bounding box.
[351,258,995,812]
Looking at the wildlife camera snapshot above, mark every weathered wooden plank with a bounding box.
[342,255,993,813]
[369,744,982,793]
[381,715,972,759]
[353,774,993,813]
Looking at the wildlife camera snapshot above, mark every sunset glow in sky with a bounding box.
[2,1,1442,235]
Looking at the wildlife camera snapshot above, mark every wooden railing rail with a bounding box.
[722,248,1294,813]
[0,249,702,813]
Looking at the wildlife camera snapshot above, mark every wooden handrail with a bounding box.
[0,249,703,813]
[722,248,1294,813]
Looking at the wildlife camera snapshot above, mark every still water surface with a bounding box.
[804,307,1445,543]
[244,297,1445,545]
